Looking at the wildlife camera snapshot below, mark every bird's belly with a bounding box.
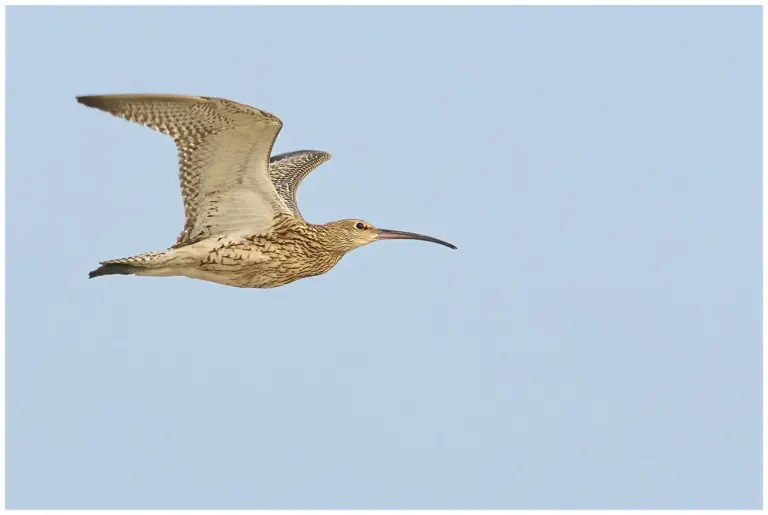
[181,243,342,288]
[179,266,286,288]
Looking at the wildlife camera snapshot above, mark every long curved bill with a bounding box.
[376,228,457,249]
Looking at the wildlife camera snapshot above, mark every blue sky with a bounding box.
[6,6,762,509]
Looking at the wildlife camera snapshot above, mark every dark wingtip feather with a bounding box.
[88,263,140,279]
[76,95,103,108]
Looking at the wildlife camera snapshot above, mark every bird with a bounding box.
[77,94,456,289]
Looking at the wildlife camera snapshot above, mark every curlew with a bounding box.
[78,94,456,289]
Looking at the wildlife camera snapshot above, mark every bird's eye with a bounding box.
[355,222,366,230]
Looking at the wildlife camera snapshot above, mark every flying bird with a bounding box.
[78,94,456,288]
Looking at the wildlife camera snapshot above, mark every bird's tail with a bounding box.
[88,250,177,279]
[88,262,144,278]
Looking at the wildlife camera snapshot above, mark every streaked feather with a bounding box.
[269,150,332,220]
[77,93,291,246]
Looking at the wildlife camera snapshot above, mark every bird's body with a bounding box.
[94,216,345,288]
[79,93,455,289]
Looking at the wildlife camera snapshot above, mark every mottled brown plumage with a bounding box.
[79,93,456,289]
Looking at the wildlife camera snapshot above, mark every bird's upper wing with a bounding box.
[77,94,293,246]
[269,150,332,221]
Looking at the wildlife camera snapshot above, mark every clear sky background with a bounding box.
[6,6,762,510]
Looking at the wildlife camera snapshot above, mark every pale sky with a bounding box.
[6,6,762,509]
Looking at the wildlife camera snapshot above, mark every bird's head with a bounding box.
[321,219,457,254]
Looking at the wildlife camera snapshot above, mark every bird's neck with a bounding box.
[269,217,348,255]
[307,222,354,254]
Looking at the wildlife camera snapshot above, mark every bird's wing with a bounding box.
[77,93,292,246]
[269,150,332,221]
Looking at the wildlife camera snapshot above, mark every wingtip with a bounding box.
[88,262,141,279]
[88,264,107,278]
[76,95,100,108]
[76,95,95,108]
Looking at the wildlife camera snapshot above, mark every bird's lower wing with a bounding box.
[76,94,293,245]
